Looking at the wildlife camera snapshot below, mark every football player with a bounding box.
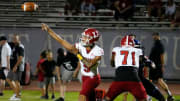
[123,34,165,101]
[42,23,104,101]
[139,55,165,101]
[103,35,147,101]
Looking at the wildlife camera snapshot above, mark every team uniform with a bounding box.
[42,26,103,101]
[75,42,104,101]
[105,36,147,101]
[139,56,165,101]
[132,38,165,101]
[57,51,79,82]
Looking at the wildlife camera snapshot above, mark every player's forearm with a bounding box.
[82,59,92,67]
[46,27,78,54]
[47,27,63,43]
[73,62,80,78]
[87,57,101,68]
[77,54,101,68]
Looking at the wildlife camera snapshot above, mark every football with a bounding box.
[21,2,38,12]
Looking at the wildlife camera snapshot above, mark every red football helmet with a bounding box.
[80,28,100,46]
[121,35,135,47]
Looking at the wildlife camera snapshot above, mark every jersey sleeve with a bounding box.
[112,47,117,53]
[74,43,83,54]
[41,61,45,67]
[74,43,80,49]
[71,53,79,63]
[36,60,40,68]
[8,42,14,49]
[94,48,104,56]
[40,61,46,72]
[159,43,165,54]
[138,49,143,56]
[6,47,11,56]
[57,56,64,66]
[18,47,25,57]
[112,48,117,56]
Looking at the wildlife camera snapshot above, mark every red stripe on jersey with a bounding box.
[112,52,116,55]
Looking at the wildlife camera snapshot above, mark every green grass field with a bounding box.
[1,90,180,101]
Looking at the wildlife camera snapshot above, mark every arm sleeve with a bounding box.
[18,47,25,57]
[159,44,165,54]
[74,43,79,49]
[112,48,116,53]
[7,47,11,56]
[94,48,104,56]
[139,49,143,56]
[57,56,64,66]
[112,52,115,55]
[73,54,79,63]
[41,61,46,67]
[36,61,40,68]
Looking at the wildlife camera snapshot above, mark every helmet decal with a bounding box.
[80,28,100,46]
[121,35,134,47]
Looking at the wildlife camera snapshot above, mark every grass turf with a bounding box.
[1,90,180,101]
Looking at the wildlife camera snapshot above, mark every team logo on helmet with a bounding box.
[121,35,135,47]
[80,28,100,46]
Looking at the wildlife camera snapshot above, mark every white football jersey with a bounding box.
[75,43,104,77]
[112,46,142,68]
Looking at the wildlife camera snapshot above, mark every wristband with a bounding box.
[77,54,83,60]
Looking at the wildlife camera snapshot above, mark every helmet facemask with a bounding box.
[80,33,93,46]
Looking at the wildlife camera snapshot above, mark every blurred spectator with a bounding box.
[7,35,25,101]
[149,32,174,101]
[0,36,11,96]
[81,0,96,16]
[35,50,46,99]
[164,0,176,21]
[41,50,57,99]
[64,0,80,16]
[113,0,134,21]
[148,0,163,18]
[93,0,108,10]
[135,0,149,5]
[171,9,180,28]
[55,48,79,101]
